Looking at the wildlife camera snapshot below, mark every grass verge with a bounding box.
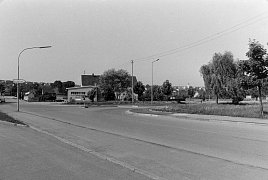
[153,101,268,119]
[0,111,27,125]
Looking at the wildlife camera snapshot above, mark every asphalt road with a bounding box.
[2,99,268,180]
[0,122,150,180]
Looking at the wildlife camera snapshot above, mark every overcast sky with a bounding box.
[1,0,268,86]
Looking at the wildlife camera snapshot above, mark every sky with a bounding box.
[0,0,268,86]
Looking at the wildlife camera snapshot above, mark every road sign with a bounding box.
[13,79,25,84]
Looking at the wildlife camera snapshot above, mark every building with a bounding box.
[66,74,100,102]
[67,85,96,102]
[67,73,138,102]
[24,91,39,102]
[81,74,100,86]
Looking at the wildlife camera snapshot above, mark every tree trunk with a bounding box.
[216,94,219,104]
[258,85,264,118]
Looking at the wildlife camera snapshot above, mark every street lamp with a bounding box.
[151,59,159,105]
[17,46,52,112]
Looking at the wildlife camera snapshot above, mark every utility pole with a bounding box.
[131,60,134,104]
[151,59,159,105]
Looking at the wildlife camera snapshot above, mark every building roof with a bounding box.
[66,85,96,90]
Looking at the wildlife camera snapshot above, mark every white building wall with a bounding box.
[67,86,94,102]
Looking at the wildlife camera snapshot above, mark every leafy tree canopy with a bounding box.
[134,81,145,101]
[99,69,131,100]
[239,39,268,116]
[162,80,173,97]
[200,51,245,104]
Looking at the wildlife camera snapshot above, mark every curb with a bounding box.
[170,113,268,126]
[126,110,159,117]
[127,109,268,126]
[0,120,29,127]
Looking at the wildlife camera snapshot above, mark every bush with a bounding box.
[232,96,244,104]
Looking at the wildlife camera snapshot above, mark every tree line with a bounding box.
[0,80,75,98]
[200,39,268,116]
[94,68,204,102]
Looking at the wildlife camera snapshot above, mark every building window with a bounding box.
[71,91,87,95]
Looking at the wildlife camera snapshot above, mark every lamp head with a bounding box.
[39,46,52,49]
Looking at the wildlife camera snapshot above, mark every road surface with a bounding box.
[1,99,268,180]
[0,122,150,180]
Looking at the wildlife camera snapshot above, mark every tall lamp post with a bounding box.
[17,46,52,112]
[131,60,134,104]
[151,59,159,105]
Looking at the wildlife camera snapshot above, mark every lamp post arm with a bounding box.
[17,46,52,112]
[18,46,52,78]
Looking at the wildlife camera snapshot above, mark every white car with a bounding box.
[0,96,5,103]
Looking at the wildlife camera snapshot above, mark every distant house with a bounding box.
[119,91,138,101]
[24,91,39,102]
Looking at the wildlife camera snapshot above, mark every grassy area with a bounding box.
[0,111,26,125]
[153,101,268,118]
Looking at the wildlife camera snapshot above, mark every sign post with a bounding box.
[13,79,25,84]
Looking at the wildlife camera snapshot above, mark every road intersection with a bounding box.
[1,99,268,179]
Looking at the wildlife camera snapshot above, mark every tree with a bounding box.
[200,64,212,97]
[226,77,245,104]
[62,81,75,95]
[52,80,63,94]
[153,85,164,101]
[0,83,5,94]
[99,69,131,100]
[176,88,188,102]
[200,51,244,104]
[102,86,115,101]
[239,39,268,117]
[210,74,222,104]
[162,80,173,100]
[143,85,164,101]
[33,82,42,95]
[11,83,17,96]
[88,87,98,102]
[197,88,206,101]
[187,86,195,99]
[143,86,151,101]
[63,81,75,89]
[134,81,145,101]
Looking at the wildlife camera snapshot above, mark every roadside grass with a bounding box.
[154,101,268,118]
[0,111,26,125]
